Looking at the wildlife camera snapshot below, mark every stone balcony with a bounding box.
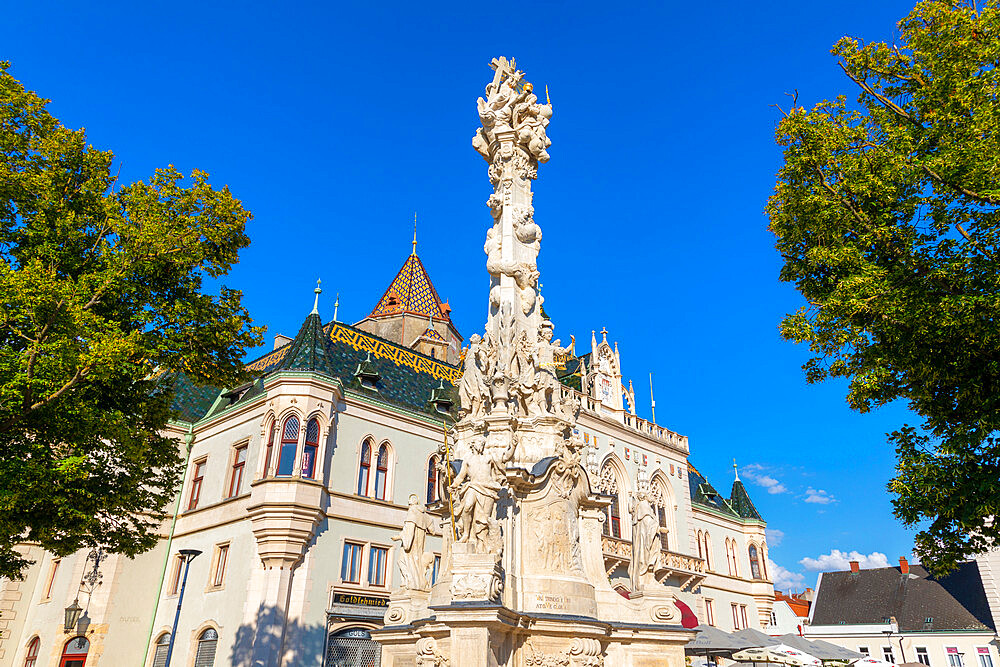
[601,536,706,592]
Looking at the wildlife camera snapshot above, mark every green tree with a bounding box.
[0,62,263,579]
[769,0,1000,574]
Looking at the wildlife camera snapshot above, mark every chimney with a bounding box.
[899,556,909,575]
[274,334,293,350]
[849,560,860,574]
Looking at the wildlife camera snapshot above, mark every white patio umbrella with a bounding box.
[733,645,823,667]
[850,658,897,667]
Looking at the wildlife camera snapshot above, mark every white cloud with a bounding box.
[799,549,890,572]
[768,559,805,590]
[804,487,835,504]
[765,528,785,547]
[742,464,789,495]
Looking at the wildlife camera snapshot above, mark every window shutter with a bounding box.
[151,644,169,667]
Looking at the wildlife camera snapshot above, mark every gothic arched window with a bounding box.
[23,637,39,667]
[194,628,218,666]
[599,463,622,538]
[697,531,703,559]
[651,480,670,551]
[374,443,389,500]
[302,418,320,479]
[703,532,712,570]
[427,455,439,504]
[277,416,299,476]
[749,544,762,580]
[358,439,372,496]
[263,419,276,477]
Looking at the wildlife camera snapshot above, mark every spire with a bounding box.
[366,253,450,322]
[412,212,417,256]
[733,458,740,481]
[729,465,763,521]
[333,293,340,322]
[311,279,322,315]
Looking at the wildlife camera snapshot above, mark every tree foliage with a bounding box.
[0,63,263,578]
[768,0,1000,574]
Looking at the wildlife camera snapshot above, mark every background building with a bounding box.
[0,245,774,667]
[805,557,997,667]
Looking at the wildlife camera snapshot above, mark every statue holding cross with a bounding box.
[473,57,552,164]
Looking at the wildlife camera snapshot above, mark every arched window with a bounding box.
[426,455,439,504]
[277,416,299,477]
[725,538,733,575]
[263,419,276,477]
[598,463,622,538]
[749,544,762,580]
[151,633,170,667]
[651,480,670,551]
[697,531,703,559]
[61,636,89,666]
[194,628,218,666]
[23,637,39,667]
[762,545,769,579]
[357,439,372,496]
[703,532,712,570]
[729,540,739,577]
[302,419,320,479]
[374,443,389,500]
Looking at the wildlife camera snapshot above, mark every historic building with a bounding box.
[1,243,774,667]
[805,557,998,667]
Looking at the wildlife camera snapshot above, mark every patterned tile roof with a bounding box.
[687,462,742,520]
[729,479,763,521]
[416,326,446,342]
[367,253,449,321]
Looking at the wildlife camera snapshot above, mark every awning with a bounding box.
[684,625,757,657]
[733,645,822,666]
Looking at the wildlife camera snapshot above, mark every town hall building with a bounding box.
[1,242,774,667]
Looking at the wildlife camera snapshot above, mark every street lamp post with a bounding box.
[163,549,202,667]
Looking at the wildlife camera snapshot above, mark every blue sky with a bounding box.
[3,0,922,590]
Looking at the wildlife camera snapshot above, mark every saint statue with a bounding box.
[459,334,488,418]
[533,322,574,415]
[392,494,438,590]
[448,436,514,553]
[628,490,660,593]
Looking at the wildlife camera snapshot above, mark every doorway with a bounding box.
[325,627,381,667]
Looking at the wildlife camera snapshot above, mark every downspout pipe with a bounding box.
[140,422,195,663]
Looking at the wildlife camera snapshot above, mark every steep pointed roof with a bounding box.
[279,311,333,373]
[730,479,763,521]
[368,253,450,321]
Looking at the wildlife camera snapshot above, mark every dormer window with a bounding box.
[354,353,381,391]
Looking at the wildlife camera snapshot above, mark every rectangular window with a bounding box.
[731,603,740,629]
[43,558,60,599]
[431,555,441,585]
[188,459,206,510]
[212,544,229,587]
[740,605,748,630]
[884,647,895,664]
[168,554,184,595]
[705,599,715,626]
[948,649,964,667]
[228,445,247,498]
[859,648,870,657]
[978,648,993,667]
[341,542,363,584]
[368,546,388,587]
[916,648,930,666]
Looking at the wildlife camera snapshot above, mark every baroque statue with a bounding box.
[392,494,438,590]
[629,489,660,593]
[448,435,515,553]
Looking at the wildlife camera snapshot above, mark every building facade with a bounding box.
[806,557,998,667]
[1,247,774,667]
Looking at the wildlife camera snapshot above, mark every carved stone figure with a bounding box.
[392,494,438,590]
[628,490,660,592]
[533,322,575,414]
[449,436,514,553]
[459,334,488,418]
